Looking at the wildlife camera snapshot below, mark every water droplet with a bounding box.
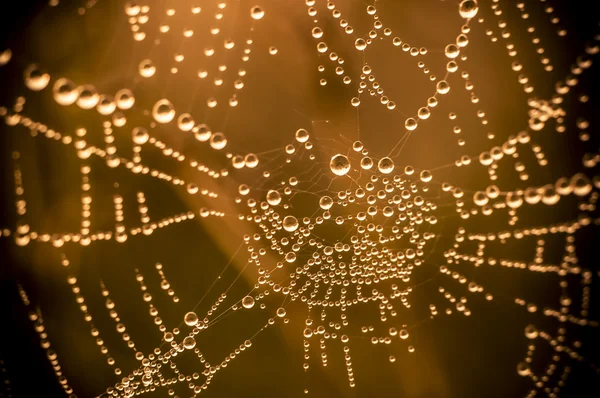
[420,170,432,183]
[524,325,538,339]
[0,49,12,66]
[267,190,282,206]
[184,312,199,326]
[24,64,50,91]
[76,85,100,109]
[360,156,374,170]
[242,296,255,309]
[250,6,264,20]
[283,216,299,232]
[330,154,351,176]
[209,132,227,150]
[183,336,196,349]
[152,99,175,124]
[132,127,149,145]
[115,89,135,110]
[377,157,395,174]
[53,78,78,106]
[355,38,367,51]
[459,0,479,19]
[139,59,156,78]
[319,196,333,210]
[295,128,309,143]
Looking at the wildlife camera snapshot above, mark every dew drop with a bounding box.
[184,312,199,326]
[132,127,149,145]
[183,336,196,349]
[524,325,538,339]
[152,99,175,124]
[378,157,395,174]
[76,85,100,109]
[0,49,12,66]
[242,295,255,309]
[319,196,333,210]
[283,216,299,232]
[139,59,156,78]
[330,154,351,176]
[420,170,432,183]
[53,78,78,106]
[266,190,282,206]
[295,128,309,143]
[459,0,479,19]
[115,89,135,110]
[355,38,367,51]
[251,6,264,20]
[209,132,227,150]
[360,156,374,170]
[24,64,50,91]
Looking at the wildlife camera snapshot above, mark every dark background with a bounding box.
[1,0,599,397]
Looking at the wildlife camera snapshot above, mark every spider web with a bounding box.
[0,0,599,397]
